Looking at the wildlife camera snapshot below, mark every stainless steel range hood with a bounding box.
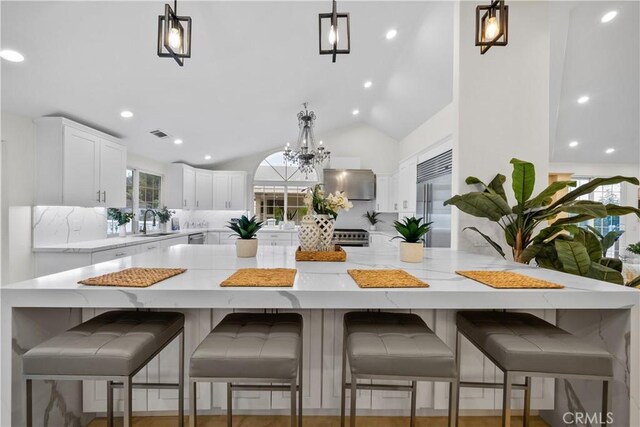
[323,169,375,200]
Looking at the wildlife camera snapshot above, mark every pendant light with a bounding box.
[283,103,331,175]
[318,0,351,63]
[157,0,192,66]
[475,0,508,54]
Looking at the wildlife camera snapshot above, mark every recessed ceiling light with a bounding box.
[577,96,590,104]
[569,141,579,148]
[385,29,397,40]
[0,49,25,62]
[601,10,617,23]
[120,110,133,118]
[204,155,211,160]
[363,81,373,89]
[605,148,615,154]
[174,139,183,145]
[352,109,360,116]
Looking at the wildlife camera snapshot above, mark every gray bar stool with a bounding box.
[23,310,185,427]
[189,312,303,427]
[341,311,458,427]
[455,311,614,427]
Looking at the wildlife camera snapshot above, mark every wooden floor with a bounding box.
[88,415,549,427]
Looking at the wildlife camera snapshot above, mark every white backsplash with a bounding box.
[334,201,397,232]
[33,206,107,247]
[172,209,248,230]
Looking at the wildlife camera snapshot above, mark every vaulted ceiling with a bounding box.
[1,1,454,166]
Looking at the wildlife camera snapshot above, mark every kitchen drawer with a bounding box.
[161,236,188,249]
[91,246,139,264]
[260,240,291,247]
[139,242,162,253]
[258,232,293,241]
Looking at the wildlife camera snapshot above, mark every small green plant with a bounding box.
[108,208,134,226]
[287,209,297,221]
[274,207,284,223]
[156,206,175,224]
[363,210,382,226]
[628,242,640,256]
[392,217,432,243]
[227,215,264,240]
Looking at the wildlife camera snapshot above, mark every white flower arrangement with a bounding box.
[307,184,353,219]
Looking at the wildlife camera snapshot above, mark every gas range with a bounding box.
[333,229,369,247]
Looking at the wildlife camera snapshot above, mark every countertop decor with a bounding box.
[220,268,296,287]
[455,270,564,289]
[295,245,346,262]
[78,267,186,288]
[347,269,427,288]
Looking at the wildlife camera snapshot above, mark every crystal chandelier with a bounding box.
[283,103,330,175]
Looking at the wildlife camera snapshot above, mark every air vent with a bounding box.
[150,129,169,139]
[417,150,452,183]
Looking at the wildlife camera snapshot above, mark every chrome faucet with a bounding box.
[141,209,156,235]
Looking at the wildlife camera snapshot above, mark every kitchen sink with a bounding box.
[137,232,177,237]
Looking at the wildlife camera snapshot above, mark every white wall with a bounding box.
[399,103,454,161]
[1,112,35,284]
[451,1,551,256]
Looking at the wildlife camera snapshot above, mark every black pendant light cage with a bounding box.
[157,1,192,66]
[475,0,508,55]
[318,0,350,63]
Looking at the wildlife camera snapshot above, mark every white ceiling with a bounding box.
[550,1,639,164]
[0,1,454,166]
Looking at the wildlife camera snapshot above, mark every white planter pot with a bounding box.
[160,222,170,233]
[236,239,258,258]
[118,226,127,237]
[399,242,423,263]
[369,225,377,231]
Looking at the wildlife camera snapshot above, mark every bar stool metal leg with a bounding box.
[178,331,185,427]
[189,380,197,427]
[340,327,348,427]
[227,383,233,427]
[502,371,512,427]
[123,376,133,427]
[602,381,609,426]
[107,380,114,427]
[448,380,458,427]
[290,380,297,427]
[523,376,531,427]
[299,342,303,427]
[25,379,32,427]
[350,376,357,427]
[410,381,417,427]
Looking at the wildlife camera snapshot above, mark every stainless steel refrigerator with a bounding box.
[416,150,452,248]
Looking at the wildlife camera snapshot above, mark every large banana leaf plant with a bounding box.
[444,158,640,284]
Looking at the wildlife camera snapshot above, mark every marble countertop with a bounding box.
[32,227,298,253]
[7,245,639,310]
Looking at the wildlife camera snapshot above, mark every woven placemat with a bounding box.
[221,268,297,287]
[456,270,564,289]
[347,269,428,288]
[79,268,186,288]
[295,246,347,262]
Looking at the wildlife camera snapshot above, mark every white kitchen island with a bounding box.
[2,245,639,426]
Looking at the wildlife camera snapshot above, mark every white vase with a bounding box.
[118,226,127,237]
[298,215,320,251]
[399,242,423,263]
[315,214,336,252]
[160,222,170,233]
[236,239,258,257]
[369,225,377,231]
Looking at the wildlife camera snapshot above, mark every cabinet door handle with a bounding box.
[147,246,156,250]
[103,191,107,204]
[197,201,199,208]
[184,199,187,207]
[115,252,126,257]
[403,200,408,209]
[97,191,101,203]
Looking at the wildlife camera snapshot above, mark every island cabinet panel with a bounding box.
[81,308,148,413]
[146,309,212,411]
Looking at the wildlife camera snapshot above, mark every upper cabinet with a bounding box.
[398,157,417,214]
[213,171,246,210]
[167,165,246,211]
[35,117,126,207]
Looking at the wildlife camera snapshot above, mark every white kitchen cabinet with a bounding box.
[160,235,189,249]
[91,245,139,264]
[390,171,400,212]
[398,158,417,214]
[205,231,220,245]
[375,174,393,212]
[213,171,247,210]
[167,164,197,210]
[35,117,126,207]
[195,170,214,210]
[369,233,396,248]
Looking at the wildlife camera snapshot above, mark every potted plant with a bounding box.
[363,210,382,231]
[444,158,640,284]
[156,206,175,233]
[227,215,264,257]
[393,217,432,262]
[108,208,135,237]
[304,184,353,251]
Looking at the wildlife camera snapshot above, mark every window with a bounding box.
[575,177,623,257]
[253,152,318,224]
[107,169,163,235]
